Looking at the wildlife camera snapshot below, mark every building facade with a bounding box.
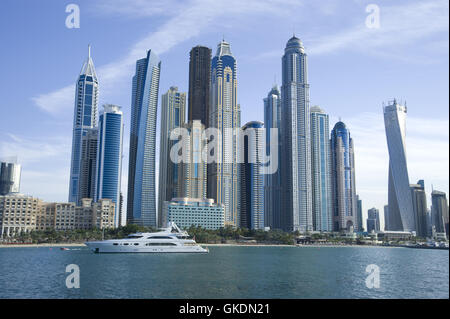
[188,45,212,127]
[240,121,265,230]
[69,46,99,204]
[164,198,225,230]
[127,50,161,227]
[280,36,313,232]
[78,128,98,204]
[383,99,415,232]
[1,194,115,237]
[330,121,358,232]
[356,195,364,231]
[263,85,282,230]
[431,190,449,237]
[410,180,428,238]
[179,120,208,200]
[367,207,380,233]
[158,87,186,227]
[0,161,21,195]
[208,40,241,227]
[310,106,332,232]
[95,104,124,227]
[0,194,42,237]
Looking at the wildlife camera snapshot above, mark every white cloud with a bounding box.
[308,0,449,56]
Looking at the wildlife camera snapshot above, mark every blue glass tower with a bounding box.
[96,104,124,228]
[330,121,358,231]
[263,85,282,229]
[240,121,265,230]
[69,45,98,204]
[280,36,313,232]
[127,50,161,227]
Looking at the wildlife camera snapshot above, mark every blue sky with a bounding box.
[0,0,448,228]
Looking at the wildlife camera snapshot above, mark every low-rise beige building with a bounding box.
[1,194,115,237]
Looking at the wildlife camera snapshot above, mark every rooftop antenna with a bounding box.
[88,44,91,59]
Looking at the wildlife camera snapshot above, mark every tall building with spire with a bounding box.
[208,40,241,227]
[330,121,358,231]
[158,86,186,227]
[383,99,415,232]
[280,35,313,232]
[127,50,161,227]
[69,45,99,204]
[263,85,282,229]
[310,106,332,232]
[188,46,211,127]
[95,104,124,228]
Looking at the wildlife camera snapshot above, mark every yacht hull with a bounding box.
[85,242,208,254]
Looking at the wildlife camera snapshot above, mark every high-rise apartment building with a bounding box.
[95,104,124,228]
[280,36,313,232]
[0,160,21,195]
[179,120,207,200]
[158,87,186,227]
[367,207,380,233]
[263,85,282,230]
[410,180,428,238]
[431,190,449,237]
[127,50,161,227]
[383,99,415,231]
[78,128,98,204]
[240,121,265,230]
[356,195,363,231]
[188,46,211,127]
[310,106,332,232]
[330,121,358,232]
[208,40,241,227]
[69,46,99,204]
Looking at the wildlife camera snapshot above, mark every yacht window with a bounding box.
[145,243,177,246]
[127,235,143,239]
[113,243,118,245]
[134,243,139,246]
[124,243,129,245]
[147,236,173,239]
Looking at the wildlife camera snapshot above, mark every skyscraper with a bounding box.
[0,160,21,195]
[78,128,98,203]
[384,205,389,231]
[356,195,364,231]
[366,207,380,233]
[127,50,161,227]
[240,121,265,230]
[330,121,358,232]
[69,45,99,204]
[188,46,211,127]
[310,106,332,232]
[280,35,313,232]
[383,99,415,231]
[95,104,124,228]
[263,85,282,229]
[180,120,207,200]
[158,86,186,227]
[431,190,449,237]
[410,180,428,238]
[208,40,241,227]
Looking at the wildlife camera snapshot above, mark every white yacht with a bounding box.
[85,223,208,253]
